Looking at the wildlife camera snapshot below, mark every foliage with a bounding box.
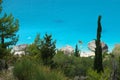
[94,15,103,73]
[0,48,10,59]
[0,14,19,48]
[40,33,56,65]
[13,56,67,80]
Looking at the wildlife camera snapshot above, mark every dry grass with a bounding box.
[0,67,17,80]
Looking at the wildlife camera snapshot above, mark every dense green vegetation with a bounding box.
[0,0,120,80]
[13,56,67,80]
[53,52,93,78]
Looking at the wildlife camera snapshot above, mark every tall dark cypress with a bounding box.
[94,15,104,73]
[74,44,79,57]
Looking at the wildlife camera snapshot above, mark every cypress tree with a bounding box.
[94,15,104,73]
[74,44,79,57]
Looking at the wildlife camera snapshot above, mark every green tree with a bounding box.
[74,44,79,57]
[0,14,19,48]
[0,1,19,58]
[94,15,104,73]
[40,34,56,65]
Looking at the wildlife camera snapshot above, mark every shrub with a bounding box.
[13,57,67,80]
[87,68,111,80]
[13,57,36,80]
[53,53,93,78]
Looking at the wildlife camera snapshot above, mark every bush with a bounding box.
[53,53,93,78]
[13,57,67,80]
[13,57,36,80]
[87,68,111,80]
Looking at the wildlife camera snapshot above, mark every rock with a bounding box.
[11,44,27,52]
[74,76,88,80]
[60,45,74,56]
[88,40,108,53]
[74,76,79,80]
[11,44,28,56]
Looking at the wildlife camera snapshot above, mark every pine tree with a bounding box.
[40,34,56,65]
[74,44,79,57]
[0,0,19,58]
[94,15,104,73]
